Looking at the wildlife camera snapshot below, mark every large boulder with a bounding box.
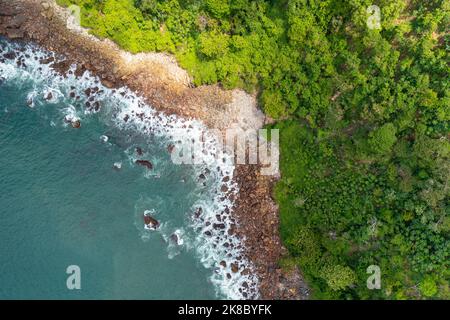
[143,214,159,230]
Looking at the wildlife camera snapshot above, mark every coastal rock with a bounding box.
[213,223,226,230]
[102,79,114,88]
[40,56,55,65]
[43,91,53,101]
[135,160,153,170]
[71,120,81,129]
[93,101,100,111]
[194,207,202,218]
[143,214,159,230]
[51,60,71,74]
[241,268,250,276]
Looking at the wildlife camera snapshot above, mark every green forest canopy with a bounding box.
[56,0,449,299]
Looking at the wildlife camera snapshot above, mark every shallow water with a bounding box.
[0,38,258,299]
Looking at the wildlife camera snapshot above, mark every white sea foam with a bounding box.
[173,229,184,246]
[144,209,156,216]
[0,38,259,299]
[26,90,37,108]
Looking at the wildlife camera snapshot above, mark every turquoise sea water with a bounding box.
[0,38,257,299]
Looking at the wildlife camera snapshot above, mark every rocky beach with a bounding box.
[0,0,309,299]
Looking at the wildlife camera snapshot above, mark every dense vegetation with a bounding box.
[56,0,449,299]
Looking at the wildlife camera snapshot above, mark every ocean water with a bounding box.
[0,38,258,299]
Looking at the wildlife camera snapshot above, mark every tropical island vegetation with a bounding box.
[56,0,449,299]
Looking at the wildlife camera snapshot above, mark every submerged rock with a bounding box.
[6,29,24,39]
[169,231,184,246]
[26,97,34,107]
[93,101,101,112]
[170,233,179,244]
[135,147,143,156]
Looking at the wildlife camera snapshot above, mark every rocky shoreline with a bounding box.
[0,0,309,299]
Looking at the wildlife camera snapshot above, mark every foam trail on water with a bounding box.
[0,38,259,299]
